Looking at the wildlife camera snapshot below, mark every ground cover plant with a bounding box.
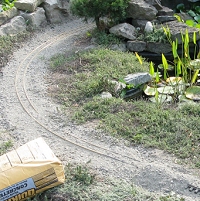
[48,46,200,168]
[29,163,184,201]
[0,31,31,68]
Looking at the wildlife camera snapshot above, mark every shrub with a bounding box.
[70,0,130,30]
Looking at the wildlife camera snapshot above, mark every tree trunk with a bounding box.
[95,16,100,30]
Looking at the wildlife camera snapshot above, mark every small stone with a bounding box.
[124,72,151,86]
[100,92,112,99]
[144,21,153,33]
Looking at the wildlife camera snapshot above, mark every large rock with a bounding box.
[146,42,171,54]
[109,23,136,40]
[124,72,151,86]
[144,0,162,10]
[132,19,148,30]
[0,16,26,36]
[163,21,200,44]
[0,7,19,26]
[21,7,46,28]
[127,0,158,20]
[43,0,68,23]
[14,0,44,12]
[127,41,146,52]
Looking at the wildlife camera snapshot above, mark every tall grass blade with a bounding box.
[149,61,154,76]
[177,59,182,76]
[162,54,168,80]
[191,69,199,84]
[172,41,178,58]
[135,52,142,65]
[193,31,197,45]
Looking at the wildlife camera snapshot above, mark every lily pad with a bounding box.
[185,86,200,100]
[143,85,157,96]
[178,95,194,103]
[157,86,174,94]
[158,64,174,71]
[166,77,182,85]
[149,94,172,103]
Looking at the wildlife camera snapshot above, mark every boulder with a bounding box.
[0,16,26,36]
[21,7,46,28]
[163,21,200,44]
[0,7,19,26]
[57,0,70,13]
[146,42,171,54]
[132,19,148,30]
[43,0,67,23]
[109,43,127,52]
[127,41,146,52]
[14,0,44,12]
[109,23,136,40]
[127,0,158,21]
[124,72,151,86]
[157,6,174,16]
[157,16,176,23]
[144,0,162,10]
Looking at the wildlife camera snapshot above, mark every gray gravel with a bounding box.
[0,19,200,201]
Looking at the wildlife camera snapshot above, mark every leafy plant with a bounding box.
[136,26,168,43]
[2,0,15,12]
[70,0,130,30]
[91,29,123,46]
[0,140,13,155]
[175,3,200,28]
[136,26,200,104]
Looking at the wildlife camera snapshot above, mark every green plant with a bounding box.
[92,29,123,46]
[73,165,95,185]
[2,0,15,11]
[136,26,200,104]
[175,3,200,28]
[0,140,13,155]
[29,163,184,200]
[136,26,168,43]
[70,0,130,30]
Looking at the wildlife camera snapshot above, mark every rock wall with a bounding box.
[0,0,70,36]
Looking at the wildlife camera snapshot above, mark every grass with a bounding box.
[0,140,13,155]
[48,47,200,168]
[0,31,31,68]
[29,163,184,201]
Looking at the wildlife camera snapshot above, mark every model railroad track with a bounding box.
[14,23,199,196]
[14,23,140,166]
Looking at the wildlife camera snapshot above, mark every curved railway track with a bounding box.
[14,23,140,166]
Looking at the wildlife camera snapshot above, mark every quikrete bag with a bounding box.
[0,138,65,201]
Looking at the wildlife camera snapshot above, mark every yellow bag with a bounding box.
[0,137,65,201]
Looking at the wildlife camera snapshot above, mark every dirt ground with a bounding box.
[0,19,200,200]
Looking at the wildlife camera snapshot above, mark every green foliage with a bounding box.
[70,0,130,30]
[92,29,122,46]
[49,48,149,103]
[29,164,184,201]
[136,26,168,43]
[0,140,13,155]
[0,32,30,68]
[175,3,200,28]
[1,0,15,12]
[73,165,95,185]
